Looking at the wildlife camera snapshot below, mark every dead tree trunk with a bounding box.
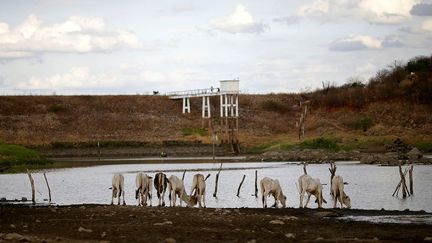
[392,167,409,197]
[409,165,414,195]
[213,163,223,198]
[329,162,337,195]
[26,169,35,204]
[43,172,51,203]
[254,170,258,197]
[236,175,246,197]
[182,170,186,181]
[393,165,411,198]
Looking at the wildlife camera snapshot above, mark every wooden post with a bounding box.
[409,165,414,195]
[26,169,35,204]
[254,170,258,197]
[236,175,246,197]
[303,163,308,175]
[43,172,51,203]
[213,163,222,197]
[182,170,186,181]
[97,141,101,161]
[392,167,409,196]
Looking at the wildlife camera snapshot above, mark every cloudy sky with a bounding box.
[1,0,431,95]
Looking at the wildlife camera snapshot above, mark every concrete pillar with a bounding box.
[220,94,224,117]
[202,96,211,118]
[183,97,190,113]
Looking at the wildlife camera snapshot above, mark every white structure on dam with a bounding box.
[167,79,240,152]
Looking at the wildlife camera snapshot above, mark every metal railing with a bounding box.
[167,87,220,98]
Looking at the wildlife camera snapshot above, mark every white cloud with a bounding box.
[296,0,420,24]
[330,35,382,51]
[421,19,432,31]
[0,14,142,59]
[210,5,266,34]
[18,66,118,90]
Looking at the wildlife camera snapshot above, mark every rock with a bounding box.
[79,206,86,210]
[280,216,298,221]
[35,219,41,223]
[101,232,107,238]
[21,197,28,201]
[424,237,432,241]
[164,238,176,243]
[373,237,379,241]
[314,211,342,218]
[4,233,26,241]
[246,239,256,243]
[407,147,422,160]
[360,153,399,165]
[78,227,93,233]
[0,197,6,201]
[315,237,324,241]
[55,236,62,241]
[154,221,173,226]
[10,224,16,228]
[285,233,296,239]
[269,219,284,225]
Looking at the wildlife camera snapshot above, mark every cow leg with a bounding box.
[203,190,206,208]
[111,189,115,205]
[299,191,304,208]
[148,189,152,206]
[157,192,161,206]
[122,188,126,206]
[338,191,344,208]
[262,191,269,208]
[162,190,166,207]
[304,193,311,208]
[272,194,278,208]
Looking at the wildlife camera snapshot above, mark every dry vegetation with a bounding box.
[0,55,431,153]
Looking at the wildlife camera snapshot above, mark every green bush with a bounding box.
[0,142,47,168]
[48,104,67,113]
[351,117,374,132]
[182,128,208,136]
[298,137,340,151]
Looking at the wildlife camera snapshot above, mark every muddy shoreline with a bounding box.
[1,204,431,242]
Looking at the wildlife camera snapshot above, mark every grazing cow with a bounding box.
[260,177,287,208]
[154,172,169,206]
[111,173,126,205]
[135,172,153,206]
[331,175,351,209]
[167,175,192,207]
[298,174,326,208]
[190,173,206,208]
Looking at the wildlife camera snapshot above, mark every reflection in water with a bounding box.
[340,215,432,225]
[0,162,431,212]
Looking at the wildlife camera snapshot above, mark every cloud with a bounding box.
[421,19,432,31]
[410,3,432,16]
[330,35,382,51]
[273,15,300,26]
[18,66,118,90]
[382,35,405,47]
[210,5,266,34]
[0,14,142,59]
[296,0,420,24]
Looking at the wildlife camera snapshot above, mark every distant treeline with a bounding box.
[307,55,432,109]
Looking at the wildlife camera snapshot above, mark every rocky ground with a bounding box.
[1,205,432,242]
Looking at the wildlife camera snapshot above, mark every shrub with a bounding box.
[48,104,67,113]
[351,117,374,132]
[261,99,291,113]
[298,137,340,151]
[182,128,208,136]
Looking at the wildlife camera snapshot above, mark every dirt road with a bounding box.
[1,205,431,242]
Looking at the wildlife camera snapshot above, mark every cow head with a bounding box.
[343,195,351,209]
[280,195,287,208]
[189,195,198,206]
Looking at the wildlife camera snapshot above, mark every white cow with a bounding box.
[154,172,169,206]
[298,174,326,208]
[331,175,351,209]
[111,173,126,205]
[260,177,287,208]
[190,173,206,208]
[168,175,192,207]
[135,172,153,206]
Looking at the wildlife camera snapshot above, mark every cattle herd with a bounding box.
[111,170,351,209]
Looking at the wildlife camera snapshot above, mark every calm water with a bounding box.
[1,162,431,212]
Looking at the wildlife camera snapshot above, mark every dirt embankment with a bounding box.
[1,205,431,242]
[0,95,431,151]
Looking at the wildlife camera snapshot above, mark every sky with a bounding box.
[0,0,431,95]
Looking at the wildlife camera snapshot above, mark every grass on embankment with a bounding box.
[0,141,51,173]
[246,136,402,154]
